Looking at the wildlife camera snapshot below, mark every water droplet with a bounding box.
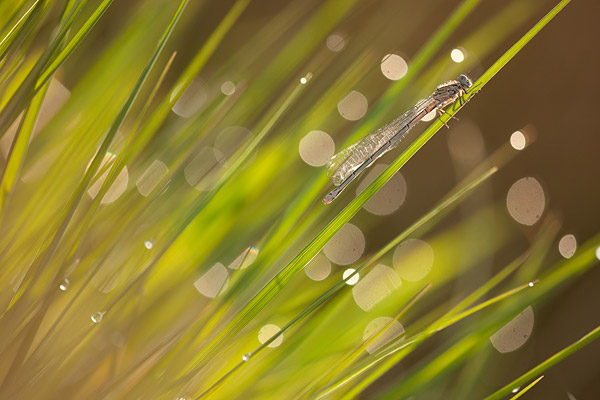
[343,268,359,285]
[512,387,520,393]
[596,246,600,261]
[144,240,154,249]
[91,311,105,323]
[300,77,307,84]
[220,81,235,96]
[528,281,534,287]
[59,278,70,291]
[242,353,251,362]
[451,48,466,63]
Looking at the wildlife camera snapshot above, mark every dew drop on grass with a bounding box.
[258,324,283,348]
[355,163,406,215]
[380,54,408,81]
[506,177,546,226]
[298,130,335,167]
[91,311,104,323]
[323,223,365,265]
[343,268,359,285]
[220,81,235,95]
[596,246,600,261]
[337,91,368,121]
[194,263,229,298]
[59,278,70,291]
[363,317,405,354]
[450,48,465,63]
[144,240,154,249]
[510,130,527,150]
[228,246,259,270]
[393,239,434,282]
[242,353,251,362]
[490,306,534,353]
[558,234,577,259]
[352,264,401,311]
[326,33,345,52]
[305,253,331,281]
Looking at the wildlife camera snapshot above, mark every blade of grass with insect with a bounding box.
[184,0,572,383]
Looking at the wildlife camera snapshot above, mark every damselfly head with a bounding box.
[458,74,473,89]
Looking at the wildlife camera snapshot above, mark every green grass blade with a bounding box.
[198,0,570,378]
[36,0,115,89]
[0,0,44,60]
[485,321,600,400]
[508,376,544,399]
[0,78,49,219]
[4,0,188,321]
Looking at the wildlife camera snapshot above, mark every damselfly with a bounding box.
[323,74,474,204]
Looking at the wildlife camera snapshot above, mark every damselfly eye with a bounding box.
[458,74,472,88]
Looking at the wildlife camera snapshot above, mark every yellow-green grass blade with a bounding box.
[178,166,496,393]
[485,321,600,400]
[508,376,544,399]
[0,1,189,374]
[0,78,49,219]
[0,0,45,61]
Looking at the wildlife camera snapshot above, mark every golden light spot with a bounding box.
[446,121,485,165]
[228,246,259,270]
[171,79,207,118]
[363,317,405,354]
[326,33,345,52]
[352,264,401,311]
[337,91,368,121]
[87,153,128,204]
[184,147,220,190]
[323,223,365,265]
[510,130,527,150]
[136,160,168,197]
[490,306,534,353]
[422,109,437,122]
[558,234,577,259]
[305,253,331,281]
[450,48,465,63]
[343,268,359,285]
[393,239,434,282]
[355,163,406,215]
[298,130,335,167]
[506,177,545,226]
[194,263,229,298]
[1,78,70,159]
[214,126,255,168]
[380,54,408,81]
[220,81,235,95]
[258,324,283,347]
